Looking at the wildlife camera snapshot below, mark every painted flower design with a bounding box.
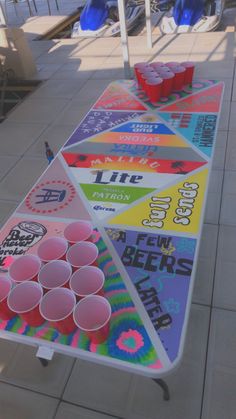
[116,329,144,354]
[106,319,153,362]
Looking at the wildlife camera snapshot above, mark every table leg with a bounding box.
[46,0,51,15]
[152,378,170,401]
[117,0,131,79]
[54,0,59,11]
[38,357,49,367]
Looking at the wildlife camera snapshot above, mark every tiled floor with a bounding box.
[0,4,236,419]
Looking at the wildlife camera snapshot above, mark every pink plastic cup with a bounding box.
[146,77,163,102]
[66,241,99,272]
[172,66,186,91]
[0,276,15,320]
[38,260,72,291]
[73,295,111,344]
[39,288,76,334]
[37,237,68,263]
[158,71,175,97]
[181,61,195,84]
[9,255,41,283]
[64,220,93,245]
[7,281,44,327]
[70,266,105,300]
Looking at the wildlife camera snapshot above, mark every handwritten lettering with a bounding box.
[174,182,199,225]
[142,196,171,228]
[134,276,172,330]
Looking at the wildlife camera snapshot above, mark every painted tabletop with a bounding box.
[0,79,224,377]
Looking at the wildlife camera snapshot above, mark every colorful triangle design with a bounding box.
[88,120,192,148]
[93,82,148,111]
[119,79,220,111]
[63,110,145,148]
[159,112,218,157]
[17,156,91,221]
[158,83,224,113]
[105,227,197,362]
[62,151,206,174]
[108,168,209,234]
[66,165,183,219]
[80,183,156,219]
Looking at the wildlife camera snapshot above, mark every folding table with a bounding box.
[0,77,224,400]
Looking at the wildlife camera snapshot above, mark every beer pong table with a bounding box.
[0,78,224,398]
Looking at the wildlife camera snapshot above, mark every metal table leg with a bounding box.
[38,357,49,367]
[152,378,170,401]
[117,0,131,79]
[54,0,59,11]
[145,0,152,49]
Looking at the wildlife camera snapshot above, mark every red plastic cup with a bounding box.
[146,77,163,102]
[39,288,76,334]
[73,295,111,344]
[0,276,15,320]
[181,61,195,84]
[70,266,105,300]
[66,241,99,272]
[172,66,186,91]
[37,237,68,263]
[38,260,72,291]
[150,62,165,70]
[134,63,149,84]
[7,281,44,327]
[158,71,175,97]
[166,61,180,68]
[64,220,93,245]
[140,70,157,90]
[158,66,171,73]
[9,255,41,283]
[134,62,149,70]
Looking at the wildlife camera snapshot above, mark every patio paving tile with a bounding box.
[202,308,236,419]
[55,402,118,419]
[30,78,85,99]
[225,131,236,170]
[0,339,19,374]
[220,170,236,225]
[52,67,95,80]
[0,157,47,201]
[193,224,218,306]
[0,156,20,182]
[72,79,115,102]
[126,304,210,419]
[213,130,227,170]
[0,381,58,419]
[0,345,75,397]
[0,121,49,156]
[213,225,236,310]
[0,201,20,227]
[63,360,133,417]
[7,97,70,124]
[25,123,76,157]
[218,101,230,131]
[204,170,224,224]
[54,101,92,126]
[229,101,236,130]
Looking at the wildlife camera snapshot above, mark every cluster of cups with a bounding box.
[134,61,195,103]
[0,220,111,344]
